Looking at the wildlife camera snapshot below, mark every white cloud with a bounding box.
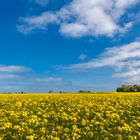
[34,77,63,82]
[0,73,20,79]
[114,69,140,77]
[17,0,139,37]
[17,12,57,34]
[0,64,72,92]
[0,65,31,73]
[0,85,24,90]
[59,23,88,37]
[114,68,140,84]
[0,75,71,92]
[66,41,140,69]
[119,22,134,34]
[64,41,140,83]
[78,54,87,60]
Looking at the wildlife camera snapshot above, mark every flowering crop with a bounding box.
[0,93,140,140]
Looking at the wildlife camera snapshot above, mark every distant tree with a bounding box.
[59,91,66,93]
[116,87,123,92]
[133,85,138,92]
[78,90,91,93]
[116,85,140,92]
[48,90,54,93]
[137,86,140,92]
[79,90,84,93]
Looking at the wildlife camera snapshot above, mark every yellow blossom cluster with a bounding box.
[0,93,140,140]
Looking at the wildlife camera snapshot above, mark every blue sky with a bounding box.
[0,0,140,92]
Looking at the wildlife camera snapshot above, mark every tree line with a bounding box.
[116,85,140,92]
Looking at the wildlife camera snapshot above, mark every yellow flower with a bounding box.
[13,125,20,130]
[5,122,12,128]
[64,128,69,133]
[81,119,87,126]
[26,135,35,140]
[53,137,60,140]
[15,101,22,107]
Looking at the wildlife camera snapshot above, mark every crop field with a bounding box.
[0,93,140,140]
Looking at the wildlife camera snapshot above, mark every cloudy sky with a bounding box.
[0,0,140,92]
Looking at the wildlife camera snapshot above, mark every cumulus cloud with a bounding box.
[114,68,140,84]
[17,0,139,37]
[66,41,140,69]
[17,12,57,34]
[63,41,140,83]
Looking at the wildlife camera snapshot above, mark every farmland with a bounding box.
[0,93,140,140]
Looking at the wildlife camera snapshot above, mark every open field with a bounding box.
[0,93,140,140]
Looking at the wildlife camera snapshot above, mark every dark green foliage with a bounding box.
[59,91,66,93]
[78,90,91,93]
[116,85,140,92]
[48,90,54,93]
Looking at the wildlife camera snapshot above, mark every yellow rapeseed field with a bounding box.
[0,93,140,140]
